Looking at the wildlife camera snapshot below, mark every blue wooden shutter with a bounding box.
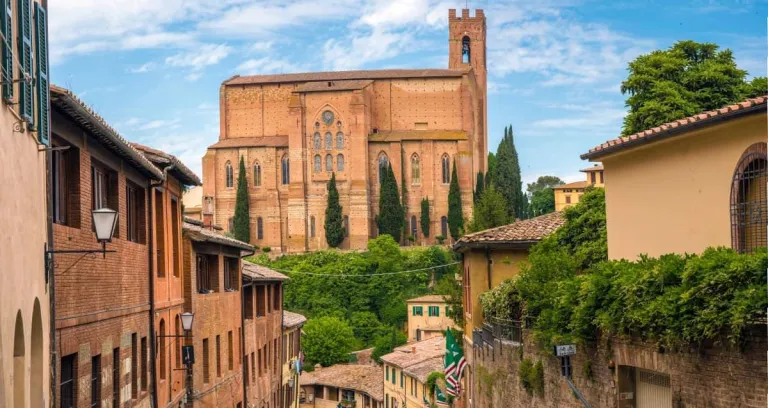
[34,2,47,145]
[1,0,11,101]
[17,0,31,122]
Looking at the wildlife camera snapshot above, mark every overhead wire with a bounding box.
[266,261,461,277]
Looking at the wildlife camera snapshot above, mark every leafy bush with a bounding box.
[435,235,445,244]
[519,359,544,396]
[302,317,356,367]
[479,278,522,321]
[262,246,271,253]
[372,327,407,363]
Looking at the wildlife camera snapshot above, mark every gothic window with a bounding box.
[462,36,471,63]
[440,216,448,238]
[314,155,321,173]
[313,132,321,150]
[225,161,233,188]
[411,154,420,184]
[731,142,768,253]
[281,155,290,185]
[336,132,344,149]
[253,161,262,187]
[410,215,417,238]
[337,154,345,172]
[325,132,333,150]
[441,154,450,184]
[310,216,316,238]
[257,217,263,240]
[343,216,349,238]
[379,153,389,184]
[325,154,333,172]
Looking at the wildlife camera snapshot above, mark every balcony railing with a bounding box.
[484,317,523,344]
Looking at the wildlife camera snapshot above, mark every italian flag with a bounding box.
[443,328,466,397]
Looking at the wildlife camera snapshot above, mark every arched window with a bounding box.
[462,36,471,63]
[411,154,420,184]
[440,216,448,237]
[310,216,316,238]
[313,132,321,150]
[228,217,234,232]
[314,155,322,173]
[731,142,768,253]
[378,153,389,184]
[337,154,345,172]
[281,155,290,185]
[253,161,262,187]
[410,215,417,238]
[225,161,233,188]
[441,154,450,184]
[257,217,264,240]
[325,132,333,150]
[336,132,344,149]
[343,215,349,237]
[325,154,333,172]
[159,319,166,380]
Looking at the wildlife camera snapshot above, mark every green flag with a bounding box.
[435,384,450,406]
[443,329,466,396]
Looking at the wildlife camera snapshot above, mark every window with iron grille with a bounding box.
[228,331,234,371]
[131,334,137,398]
[140,337,147,391]
[91,355,101,408]
[61,353,77,408]
[731,143,768,254]
[216,335,222,377]
[112,348,120,408]
[202,338,210,383]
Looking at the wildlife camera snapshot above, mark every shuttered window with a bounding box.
[17,0,32,122]
[1,0,12,102]
[34,3,48,144]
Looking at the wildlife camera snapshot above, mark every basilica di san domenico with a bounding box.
[202,9,488,253]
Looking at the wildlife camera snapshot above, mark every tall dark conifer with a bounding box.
[492,126,524,219]
[376,165,403,242]
[447,161,464,240]
[474,172,485,204]
[420,198,431,238]
[233,156,251,242]
[325,173,344,248]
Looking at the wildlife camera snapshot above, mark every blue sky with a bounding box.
[49,0,767,185]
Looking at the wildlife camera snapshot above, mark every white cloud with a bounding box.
[323,28,413,70]
[530,108,626,130]
[166,44,233,70]
[236,57,305,75]
[139,119,181,131]
[249,41,274,53]
[128,62,157,74]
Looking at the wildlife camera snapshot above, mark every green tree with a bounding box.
[420,198,431,238]
[377,165,403,242]
[372,327,407,363]
[486,153,497,187]
[527,176,564,217]
[467,185,510,233]
[447,161,464,240]
[435,275,464,328]
[233,156,251,242]
[473,172,485,204]
[491,126,524,219]
[621,40,768,135]
[302,317,356,367]
[350,311,384,346]
[324,173,344,248]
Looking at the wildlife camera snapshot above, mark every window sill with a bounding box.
[198,289,215,295]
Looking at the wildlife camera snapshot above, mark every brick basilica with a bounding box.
[203,9,488,253]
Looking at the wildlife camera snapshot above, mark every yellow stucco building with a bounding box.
[553,164,604,211]
[381,336,445,408]
[299,364,383,408]
[406,295,456,342]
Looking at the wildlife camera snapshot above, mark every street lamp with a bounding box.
[180,312,195,331]
[45,208,119,279]
[160,312,196,406]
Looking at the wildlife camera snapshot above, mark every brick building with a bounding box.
[131,143,202,407]
[203,8,488,253]
[241,261,288,408]
[182,219,253,407]
[282,311,306,408]
[50,85,165,408]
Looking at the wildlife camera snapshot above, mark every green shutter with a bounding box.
[33,2,47,145]
[1,0,11,101]
[17,0,31,122]
[385,366,389,381]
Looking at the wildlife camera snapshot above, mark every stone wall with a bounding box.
[469,328,767,408]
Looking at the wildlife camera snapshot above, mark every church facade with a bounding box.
[202,9,488,253]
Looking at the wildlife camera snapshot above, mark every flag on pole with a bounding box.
[443,329,466,397]
[435,385,450,406]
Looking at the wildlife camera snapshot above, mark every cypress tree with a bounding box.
[474,172,485,204]
[376,165,403,242]
[420,198,431,238]
[324,173,344,248]
[233,156,251,242]
[492,126,524,219]
[447,161,464,240]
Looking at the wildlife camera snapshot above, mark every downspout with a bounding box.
[280,294,285,407]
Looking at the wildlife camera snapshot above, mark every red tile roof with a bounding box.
[242,261,289,282]
[454,212,565,251]
[224,68,468,86]
[582,95,768,160]
[406,295,447,304]
[580,164,603,172]
[295,79,374,93]
[283,311,306,329]
[130,142,202,186]
[208,136,289,149]
[300,364,384,401]
[552,181,589,190]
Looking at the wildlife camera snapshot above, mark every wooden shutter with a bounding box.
[34,3,48,145]
[1,0,11,101]
[17,0,31,122]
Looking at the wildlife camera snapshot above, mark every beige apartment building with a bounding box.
[552,164,604,211]
[406,295,455,342]
[381,336,445,408]
[282,311,307,408]
[300,364,383,408]
[183,185,204,221]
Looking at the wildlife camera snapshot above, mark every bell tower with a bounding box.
[449,8,487,170]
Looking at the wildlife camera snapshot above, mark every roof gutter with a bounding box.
[452,240,540,252]
[581,103,766,161]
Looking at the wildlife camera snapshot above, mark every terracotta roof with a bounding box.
[225,68,468,86]
[283,311,306,329]
[295,80,373,93]
[580,164,603,172]
[50,85,164,180]
[242,261,289,282]
[407,295,447,304]
[369,130,468,142]
[182,221,254,251]
[300,364,384,401]
[552,181,589,190]
[381,336,445,371]
[403,356,444,383]
[208,136,289,149]
[582,95,768,160]
[454,212,566,251]
[130,142,202,186]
